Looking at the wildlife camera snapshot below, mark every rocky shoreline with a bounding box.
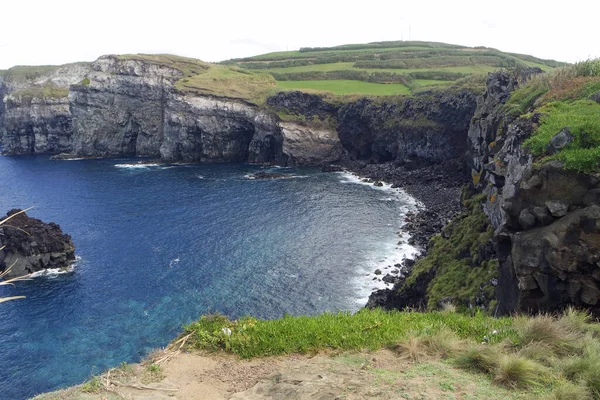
[334,159,468,300]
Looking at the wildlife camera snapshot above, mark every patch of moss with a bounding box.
[401,192,498,311]
[81,77,90,86]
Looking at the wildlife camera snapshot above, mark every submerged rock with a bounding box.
[0,209,75,278]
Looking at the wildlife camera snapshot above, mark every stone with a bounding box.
[373,181,383,187]
[589,91,600,104]
[545,200,569,217]
[593,269,600,281]
[583,189,600,206]
[374,269,382,275]
[518,276,538,290]
[581,281,600,305]
[518,209,536,229]
[547,127,573,155]
[531,206,554,225]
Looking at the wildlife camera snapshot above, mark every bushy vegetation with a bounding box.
[400,191,498,311]
[524,100,600,172]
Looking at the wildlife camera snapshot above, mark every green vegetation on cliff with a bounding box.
[503,59,600,172]
[10,83,70,102]
[400,191,498,311]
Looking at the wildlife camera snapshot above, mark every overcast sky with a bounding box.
[1,0,597,69]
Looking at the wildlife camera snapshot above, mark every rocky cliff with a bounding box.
[0,209,75,278]
[468,68,600,315]
[368,67,600,316]
[0,56,344,166]
[337,89,478,165]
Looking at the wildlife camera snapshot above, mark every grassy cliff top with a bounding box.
[503,59,600,172]
[222,40,566,96]
[38,308,600,399]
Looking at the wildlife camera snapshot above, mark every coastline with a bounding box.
[336,170,421,303]
[339,160,468,305]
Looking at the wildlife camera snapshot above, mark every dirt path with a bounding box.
[35,348,525,400]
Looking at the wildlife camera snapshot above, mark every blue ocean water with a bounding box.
[0,155,417,399]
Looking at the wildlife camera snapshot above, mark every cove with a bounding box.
[0,155,417,399]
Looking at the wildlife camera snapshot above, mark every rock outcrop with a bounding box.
[468,68,600,315]
[0,209,75,278]
[337,89,478,165]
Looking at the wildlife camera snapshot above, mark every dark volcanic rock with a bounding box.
[468,67,600,316]
[266,91,339,121]
[0,209,75,278]
[337,89,478,164]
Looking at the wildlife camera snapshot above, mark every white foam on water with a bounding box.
[337,171,423,305]
[169,257,180,268]
[28,265,75,278]
[114,163,162,169]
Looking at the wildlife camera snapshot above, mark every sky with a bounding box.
[1,0,598,69]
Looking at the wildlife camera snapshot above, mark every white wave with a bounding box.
[114,163,161,169]
[337,171,423,304]
[28,265,75,278]
[169,257,180,268]
[61,158,85,161]
[197,175,205,179]
[338,171,422,208]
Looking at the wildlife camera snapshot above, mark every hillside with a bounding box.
[223,41,567,96]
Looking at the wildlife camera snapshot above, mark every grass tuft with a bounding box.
[494,355,545,388]
[454,345,500,374]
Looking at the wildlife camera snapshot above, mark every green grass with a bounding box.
[275,80,411,95]
[183,309,515,358]
[174,65,277,103]
[523,100,600,172]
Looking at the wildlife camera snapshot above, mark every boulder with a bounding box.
[0,210,75,278]
[546,127,573,155]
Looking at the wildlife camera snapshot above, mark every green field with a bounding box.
[276,80,411,95]
[223,41,566,96]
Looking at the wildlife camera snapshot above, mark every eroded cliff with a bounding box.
[0,56,343,166]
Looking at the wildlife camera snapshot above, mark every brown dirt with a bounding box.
[34,348,528,400]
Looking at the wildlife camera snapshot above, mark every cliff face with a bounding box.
[0,64,88,154]
[0,57,343,166]
[0,209,75,278]
[468,69,600,315]
[337,89,478,165]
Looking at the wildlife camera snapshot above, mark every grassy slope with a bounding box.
[503,59,600,172]
[223,41,565,96]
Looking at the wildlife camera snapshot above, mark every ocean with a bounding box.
[0,155,418,399]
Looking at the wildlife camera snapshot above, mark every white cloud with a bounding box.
[0,0,597,69]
